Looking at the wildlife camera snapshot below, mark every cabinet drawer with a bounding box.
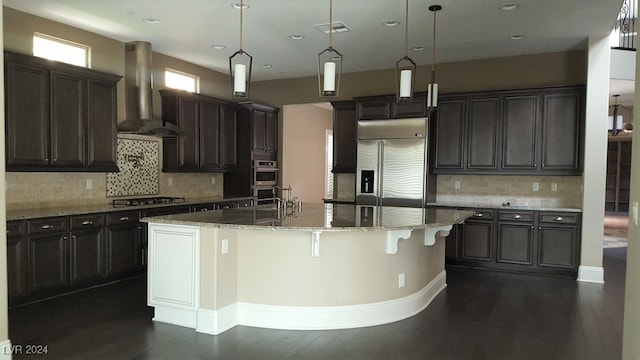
[28,217,69,234]
[7,221,25,238]
[468,210,494,220]
[71,214,104,229]
[498,211,534,222]
[539,213,578,224]
[107,211,140,225]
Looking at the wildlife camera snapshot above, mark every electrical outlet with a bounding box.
[551,183,558,192]
[86,179,93,190]
[168,177,174,186]
[532,182,539,192]
[221,239,229,254]
[454,181,461,190]
[398,273,405,288]
[211,176,216,185]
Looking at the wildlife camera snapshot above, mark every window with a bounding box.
[165,69,199,93]
[33,33,89,67]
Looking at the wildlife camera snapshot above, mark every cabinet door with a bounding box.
[392,96,427,118]
[444,223,460,259]
[86,78,118,170]
[219,105,238,167]
[252,110,267,152]
[537,225,577,269]
[7,221,28,299]
[497,222,534,265]
[502,95,538,169]
[541,92,581,171]
[332,101,357,173]
[28,232,68,293]
[70,215,105,284]
[461,220,493,261]
[357,100,390,119]
[434,99,465,170]
[177,97,200,170]
[50,70,85,168]
[264,110,278,153]
[5,61,50,167]
[467,97,499,169]
[106,224,140,276]
[199,100,221,169]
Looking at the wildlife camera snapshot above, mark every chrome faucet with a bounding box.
[273,185,301,213]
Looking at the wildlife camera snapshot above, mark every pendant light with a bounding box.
[317,0,343,97]
[427,4,442,111]
[396,0,417,102]
[229,0,252,98]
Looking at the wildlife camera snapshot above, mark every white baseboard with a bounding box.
[577,266,605,283]
[236,270,447,331]
[152,306,197,328]
[1,339,14,360]
[196,303,237,335]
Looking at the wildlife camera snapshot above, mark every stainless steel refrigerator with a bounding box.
[355,118,429,207]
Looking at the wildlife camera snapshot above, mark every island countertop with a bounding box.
[141,203,475,231]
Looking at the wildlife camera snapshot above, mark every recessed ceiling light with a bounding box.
[383,20,399,27]
[289,34,304,40]
[510,34,525,40]
[143,18,161,24]
[261,64,272,68]
[500,3,519,11]
[211,44,226,50]
[412,46,425,51]
[231,3,249,9]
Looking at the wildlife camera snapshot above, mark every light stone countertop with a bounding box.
[142,203,476,232]
[6,196,254,221]
[426,202,582,213]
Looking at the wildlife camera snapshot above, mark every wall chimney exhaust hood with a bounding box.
[118,41,185,137]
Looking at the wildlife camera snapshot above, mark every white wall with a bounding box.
[281,104,333,203]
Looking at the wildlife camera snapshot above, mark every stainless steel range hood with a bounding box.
[118,41,185,137]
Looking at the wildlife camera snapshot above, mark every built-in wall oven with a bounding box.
[253,186,276,205]
[253,160,278,186]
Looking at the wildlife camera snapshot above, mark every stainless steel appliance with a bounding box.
[356,118,428,207]
[253,186,276,205]
[253,160,278,186]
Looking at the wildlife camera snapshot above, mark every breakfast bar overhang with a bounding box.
[142,203,474,335]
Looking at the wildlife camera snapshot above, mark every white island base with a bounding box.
[147,221,455,335]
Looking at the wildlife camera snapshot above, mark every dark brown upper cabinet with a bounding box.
[4,51,120,172]
[161,90,238,172]
[355,94,427,120]
[331,101,357,173]
[433,86,584,175]
[249,105,278,155]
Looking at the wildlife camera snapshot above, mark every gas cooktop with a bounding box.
[112,197,186,208]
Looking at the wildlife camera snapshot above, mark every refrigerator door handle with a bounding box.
[378,141,384,206]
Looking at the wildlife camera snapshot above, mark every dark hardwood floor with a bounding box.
[8,248,625,360]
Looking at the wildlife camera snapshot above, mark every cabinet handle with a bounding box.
[531,226,534,229]
[82,220,93,226]
[539,226,542,230]
[200,208,209,212]
[554,217,563,222]
[513,214,521,219]
[119,216,130,221]
[41,225,54,230]
[475,213,483,217]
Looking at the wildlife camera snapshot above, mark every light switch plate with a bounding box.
[221,239,229,254]
[551,183,558,192]
[168,177,174,186]
[533,182,539,192]
[454,181,461,190]
[86,179,93,190]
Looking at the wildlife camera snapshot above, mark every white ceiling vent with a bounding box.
[314,22,351,34]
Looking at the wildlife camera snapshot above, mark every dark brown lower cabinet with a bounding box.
[444,207,580,277]
[69,214,105,284]
[106,210,142,276]
[460,210,494,262]
[7,221,27,299]
[28,232,68,293]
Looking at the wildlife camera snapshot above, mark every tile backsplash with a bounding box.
[106,137,160,196]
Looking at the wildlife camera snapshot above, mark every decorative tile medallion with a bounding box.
[106,138,159,196]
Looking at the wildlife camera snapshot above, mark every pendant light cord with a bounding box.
[240,0,244,50]
[329,0,333,49]
[404,0,409,57]
[431,7,437,82]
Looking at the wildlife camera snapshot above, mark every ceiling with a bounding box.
[3,0,628,101]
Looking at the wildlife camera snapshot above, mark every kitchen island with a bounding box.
[143,203,474,335]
